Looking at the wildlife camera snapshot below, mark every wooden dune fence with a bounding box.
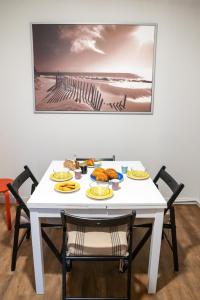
[108,95,127,111]
[45,74,104,111]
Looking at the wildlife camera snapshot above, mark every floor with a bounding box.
[0,204,199,300]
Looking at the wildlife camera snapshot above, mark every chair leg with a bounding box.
[62,256,67,300]
[41,229,61,263]
[127,257,132,300]
[26,228,31,240]
[131,227,152,260]
[11,208,21,271]
[4,191,12,230]
[170,207,179,272]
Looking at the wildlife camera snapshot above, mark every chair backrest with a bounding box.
[76,155,115,161]
[153,166,184,214]
[7,165,38,218]
[61,211,136,256]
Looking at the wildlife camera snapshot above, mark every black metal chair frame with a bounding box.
[76,155,115,161]
[7,165,61,271]
[61,211,136,300]
[132,166,184,272]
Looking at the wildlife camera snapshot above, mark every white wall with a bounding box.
[0,0,200,202]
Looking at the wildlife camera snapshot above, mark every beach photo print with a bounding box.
[32,24,157,113]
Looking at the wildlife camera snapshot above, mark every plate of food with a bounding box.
[54,181,80,193]
[84,159,95,168]
[63,160,76,170]
[50,171,73,182]
[127,170,150,180]
[86,186,113,200]
[90,168,124,183]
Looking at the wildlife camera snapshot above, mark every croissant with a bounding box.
[92,168,105,177]
[94,167,105,173]
[95,172,109,182]
[105,168,118,179]
[106,168,116,173]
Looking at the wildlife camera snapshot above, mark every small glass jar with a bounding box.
[111,179,120,190]
[90,182,109,196]
[74,168,82,179]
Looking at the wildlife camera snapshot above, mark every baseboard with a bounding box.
[196,200,200,207]
[174,197,199,206]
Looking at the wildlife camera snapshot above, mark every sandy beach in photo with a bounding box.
[35,74,152,112]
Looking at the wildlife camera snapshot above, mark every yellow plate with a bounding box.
[50,172,73,182]
[54,181,80,193]
[127,170,150,180]
[86,188,113,200]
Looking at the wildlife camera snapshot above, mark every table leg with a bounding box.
[147,210,164,293]
[30,211,44,294]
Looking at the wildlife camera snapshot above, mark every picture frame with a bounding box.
[31,23,157,114]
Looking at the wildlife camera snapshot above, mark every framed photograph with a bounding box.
[32,24,157,114]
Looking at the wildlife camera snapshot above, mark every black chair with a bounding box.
[132,166,184,271]
[61,211,136,300]
[7,165,61,271]
[76,155,115,161]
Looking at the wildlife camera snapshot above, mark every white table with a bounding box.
[27,161,167,294]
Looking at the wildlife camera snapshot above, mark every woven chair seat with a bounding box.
[20,211,30,224]
[67,224,128,256]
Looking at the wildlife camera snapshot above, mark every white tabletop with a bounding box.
[27,161,167,210]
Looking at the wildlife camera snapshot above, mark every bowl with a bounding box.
[89,182,110,197]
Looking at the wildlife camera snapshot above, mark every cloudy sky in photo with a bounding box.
[32,24,155,79]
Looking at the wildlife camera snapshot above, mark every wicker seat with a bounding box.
[67,223,128,256]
